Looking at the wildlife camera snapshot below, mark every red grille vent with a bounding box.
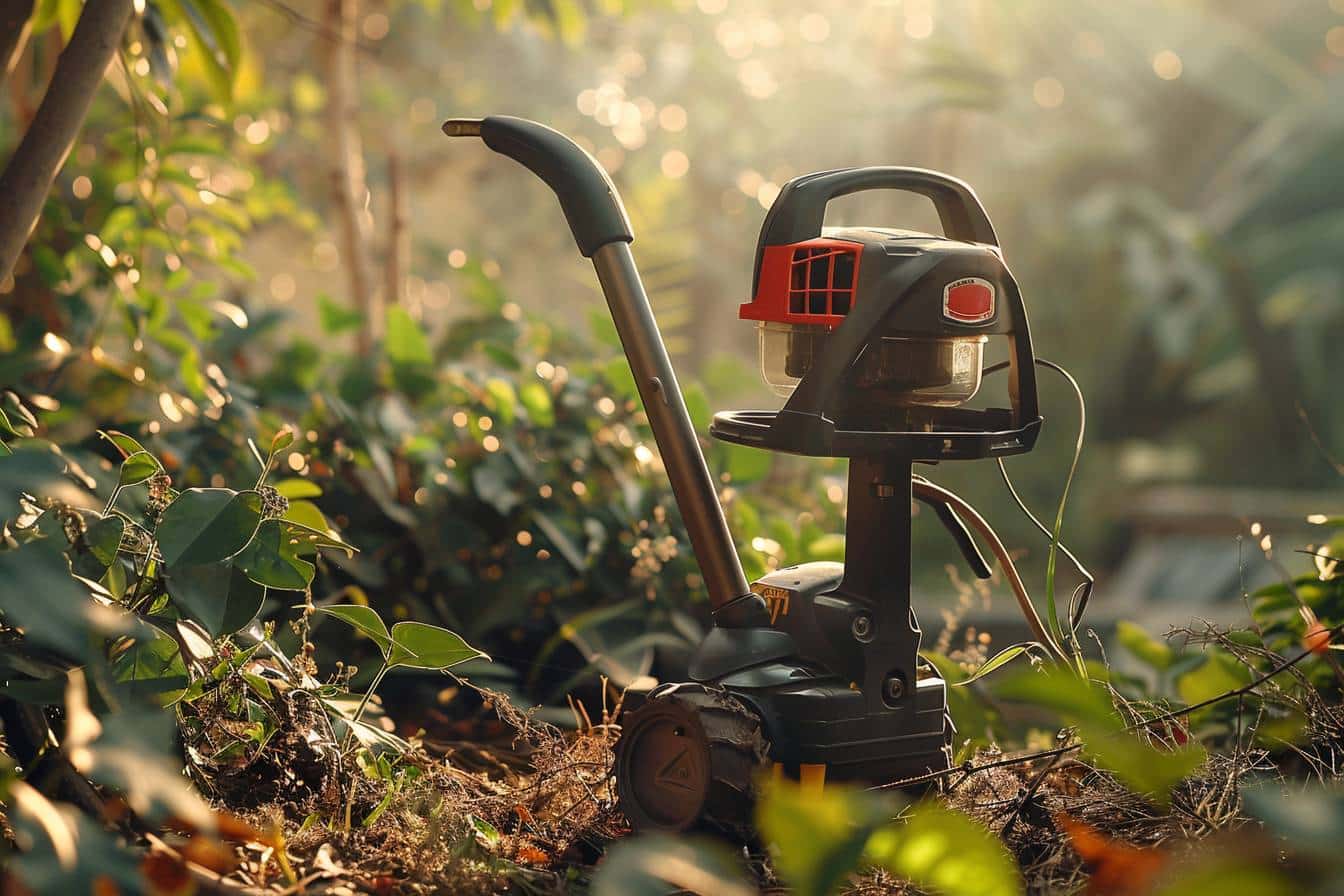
[789,244,858,317]
[740,238,863,328]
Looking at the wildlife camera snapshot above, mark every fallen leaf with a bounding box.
[1058,813,1165,895]
[516,844,550,865]
[140,851,191,896]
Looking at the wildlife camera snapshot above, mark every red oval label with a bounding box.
[943,278,995,324]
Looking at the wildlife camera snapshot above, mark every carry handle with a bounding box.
[443,116,634,258]
[761,166,998,247]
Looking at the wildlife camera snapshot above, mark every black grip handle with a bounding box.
[915,488,993,580]
[762,166,998,247]
[443,116,634,258]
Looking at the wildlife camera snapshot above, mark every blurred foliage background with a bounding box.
[3,0,1344,700]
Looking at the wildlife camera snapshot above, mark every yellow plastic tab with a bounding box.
[799,763,826,796]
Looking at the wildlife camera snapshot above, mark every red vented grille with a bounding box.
[740,237,863,328]
[789,244,858,317]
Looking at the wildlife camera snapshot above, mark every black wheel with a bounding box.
[615,683,769,833]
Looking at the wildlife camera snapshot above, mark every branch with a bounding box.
[384,147,407,307]
[321,0,374,356]
[0,0,34,87]
[0,0,135,283]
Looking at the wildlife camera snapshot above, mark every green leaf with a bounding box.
[387,621,488,670]
[519,381,554,427]
[71,515,125,580]
[0,529,137,658]
[592,834,756,896]
[277,519,353,556]
[865,802,1023,896]
[318,294,363,334]
[273,478,322,499]
[806,533,846,563]
[99,430,147,459]
[281,499,328,532]
[956,643,1034,686]
[757,778,892,896]
[163,561,266,637]
[234,518,314,591]
[156,488,263,567]
[112,624,187,697]
[175,0,238,103]
[119,451,161,487]
[317,604,392,655]
[997,668,1205,805]
[1176,650,1247,707]
[1116,621,1174,670]
[270,426,294,455]
[385,305,432,367]
[484,377,517,424]
[725,444,771,484]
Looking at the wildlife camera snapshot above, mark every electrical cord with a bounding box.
[911,478,1071,664]
[981,357,1095,642]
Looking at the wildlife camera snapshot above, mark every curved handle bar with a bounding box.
[761,166,998,247]
[443,116,634,257]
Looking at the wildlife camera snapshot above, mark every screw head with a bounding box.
[883,676,906,702]
[851,614,874,641]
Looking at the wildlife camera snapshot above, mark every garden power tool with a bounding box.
[443,116,1058,832]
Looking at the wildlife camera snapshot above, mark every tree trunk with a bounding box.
[0,0,134,285]
[322,0,374,356]
[0,0,34,87]
[384,147,407,308]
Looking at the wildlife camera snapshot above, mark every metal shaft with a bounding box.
[592,242,752,610]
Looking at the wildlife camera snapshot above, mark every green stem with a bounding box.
[350,661,389,729]
[126,537,158,612]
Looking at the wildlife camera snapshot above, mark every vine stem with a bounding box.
[350,661,389,730]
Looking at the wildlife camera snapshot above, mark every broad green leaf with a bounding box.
[119,451,161,487]
[234,518,314,591]
[484,378,517,424]
[1177,650,1247,708]
[0,443,88,521]
[318,294,363,334]
[0,530,137,658]
[1116,621,1174,670]
[725,444,771,484]
[592,834,756,896]
[156,488,263,567]
[281,499,329,533]
[519,381,554,427]
[99,430,147,459]
[387,621,488,670]
[865,802,1023,896]
[278,518,353,556]
[270,426,294,455]
[758,778,892,896]
[997,668,1205,805]
[175,0,238,103]
[273,478,322,499]
[112,624,187,698]
[65,675,212,828]
[317,604,392,655]
[385,305,432,366]
[163,561,266,637]
[71,515,125,580]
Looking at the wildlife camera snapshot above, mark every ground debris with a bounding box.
[179,677,622,895]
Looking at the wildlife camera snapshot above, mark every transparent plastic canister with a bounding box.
[757,321,986,407]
